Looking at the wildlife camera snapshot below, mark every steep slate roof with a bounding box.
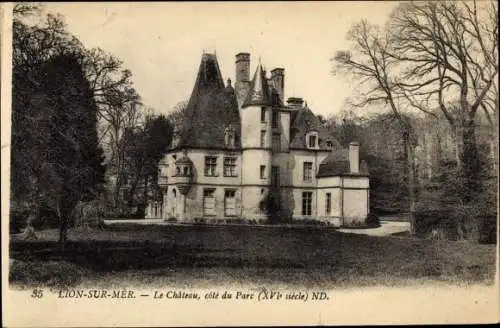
[317,148,369,177]
[176,53,241,150]
[289,105,335,150]
[242,63,273,108]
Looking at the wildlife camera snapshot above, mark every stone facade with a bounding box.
[146,52,370,226]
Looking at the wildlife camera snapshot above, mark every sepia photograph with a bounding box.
[1,1,498,326]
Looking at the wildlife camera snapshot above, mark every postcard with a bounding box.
[1,2,498,326]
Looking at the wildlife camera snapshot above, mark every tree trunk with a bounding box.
[403,130,417,235]
[460,117,479,203]
[57,205,68,247]
[58,196,78,246]
[453,125,464,178]
[112,125,123,209]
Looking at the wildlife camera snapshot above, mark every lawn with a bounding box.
[9,224,497,289]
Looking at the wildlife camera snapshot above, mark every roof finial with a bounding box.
[258,56,262,65]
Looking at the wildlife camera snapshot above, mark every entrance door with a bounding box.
[224,190,236,217]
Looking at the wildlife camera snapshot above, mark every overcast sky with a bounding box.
[44,2,396,117]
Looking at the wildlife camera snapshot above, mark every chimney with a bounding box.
[270,68,285,102]
[235,52,251,107]
[349,141,360,174]
[287,97,304,110]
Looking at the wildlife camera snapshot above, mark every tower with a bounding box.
[240,62,274,219]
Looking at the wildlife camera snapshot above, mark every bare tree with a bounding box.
[79,47,145,209]
[167,101,188,148]
[388,0,498,201]
[333,20,418,233]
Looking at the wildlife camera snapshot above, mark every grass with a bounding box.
[9,224,497,289]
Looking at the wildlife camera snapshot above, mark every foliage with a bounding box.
[258,192,286,224]
[11,6,106,242]
[365,212,381,228]
[14,53,106,242]
[11,4,160,227]
[416,142,497,241]
[333,0,498,238]
[120,115,173,213]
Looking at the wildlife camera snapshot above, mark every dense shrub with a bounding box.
[9,209,29,234]
[225,218,244,224]
[365,212,381,228]
[478,215,497,244]
[73,200,107,228]
[289,218,328,226]
[343,220,367,228]
[415,150,497,241]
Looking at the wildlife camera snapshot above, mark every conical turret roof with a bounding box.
[242,63,273,108]
[176,53,241,149]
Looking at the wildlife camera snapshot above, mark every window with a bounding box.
[302,191,313,216]
[224,189,236,216]
[326,192,331,215]
[303,162,313,181]
[261,107,266,122]
[260,165,266,179]
[260,130,266,148]
[271,166,280,187]
[223,157,237,177]
[272,133,281,152]
[203,189,216,216]
[272,110,279,128]
[308,135,317,148]
[204,156,217,176]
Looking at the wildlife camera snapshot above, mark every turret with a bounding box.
[242,62,272,109]
[173,151,193,195]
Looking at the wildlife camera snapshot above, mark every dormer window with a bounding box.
[224,125,236,148]
[306,132,319,149]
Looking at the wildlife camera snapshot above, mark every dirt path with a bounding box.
[338,220,410,237]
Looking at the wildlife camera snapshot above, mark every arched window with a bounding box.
[183,166,189,175]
